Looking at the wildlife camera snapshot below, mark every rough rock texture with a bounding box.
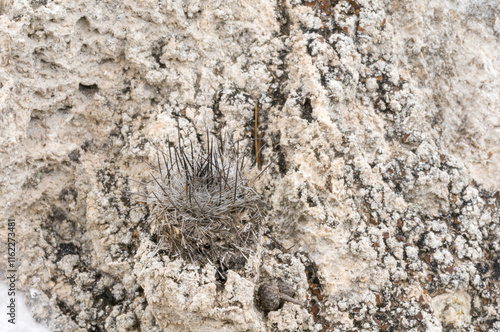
[0,0,499,331]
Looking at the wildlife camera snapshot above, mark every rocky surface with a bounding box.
[0,0,499,331]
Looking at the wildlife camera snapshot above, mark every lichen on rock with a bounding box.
[0,0,499,331]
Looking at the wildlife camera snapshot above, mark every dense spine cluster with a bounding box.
[141,131,263,266]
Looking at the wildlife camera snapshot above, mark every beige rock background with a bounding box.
[0,0,499,331]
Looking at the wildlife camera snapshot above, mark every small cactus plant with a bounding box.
[137,129,263,267]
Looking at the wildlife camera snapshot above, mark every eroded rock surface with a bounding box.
[0,0,499,331]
